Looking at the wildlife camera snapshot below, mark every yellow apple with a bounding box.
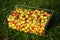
[31,24,34,27]
[45,19,48,22]
[26,24,30,27]
[40,14,43,18]
[40,27,45,30]
[33,20,36,24]
[22,28,25,31]
[8,16,15,21]
[37,11,41,15]
[40,10,44,13]
[11,19,15,21]
[43,16,47,19]
[36,21,40,26]
[24,30,27,33]
[28,29,32,34]
[35,10,39,12]
[29,22,32,26]
[25,27,28,29]
[40,23,46,27]
[36,30,39,34]
[27,11,30,15]
[20,14,23,16]
[21,21,25,24]
[39,30,44,34]
[11,24,15,27]
[8,24,12,28]
[35,27,39,31]
[47,14,51,17]
[25,15,29,18]
[24,9,29,14]
[41,19,44,23]
[34,14,37,18]
[7,18,11,21]
[32,30,36,33]
[16,8,21,13]
[32,14,35,17]
[19,15,22,19]
[20,10,23,14]
[28,18,31,21]
[8,15,14,21]
[43,12,48,16]
[9,15,13,18]
[12,26,16,29]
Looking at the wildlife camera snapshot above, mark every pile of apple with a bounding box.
[7,7,51,35]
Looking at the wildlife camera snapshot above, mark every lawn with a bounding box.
[0,0,60,40]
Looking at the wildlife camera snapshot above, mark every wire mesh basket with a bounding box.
[6,5,54,35]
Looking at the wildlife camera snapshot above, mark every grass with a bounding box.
[0,0,60,40]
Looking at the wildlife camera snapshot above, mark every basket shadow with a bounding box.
[45,11,60,33]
